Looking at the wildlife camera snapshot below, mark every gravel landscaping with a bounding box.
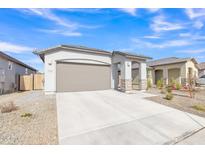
[146,88,205,118]
[0,91,58,145]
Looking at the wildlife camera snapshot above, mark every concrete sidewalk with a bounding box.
[176,128,205,145]
[56,90,205,144]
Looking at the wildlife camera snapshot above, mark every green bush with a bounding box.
[167,86,172,93]
[191,104,205,112]
[157,79,163,89]
[164,85,174,100]
[21,113,32,117]
[170,79,176,86]
[176,82,181,90]
[164,92,173,100]
[147,79,152,90]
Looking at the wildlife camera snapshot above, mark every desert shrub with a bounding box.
[157,79,163,89]
[147,79,152,90]
[176,82,181,90]
[166,86,172,93]
[191,104,205,112]
[170,79,176,86]
[164,85,174,100]
[164,92,173,100]
[21,113,32,117]
[0,101,18,113]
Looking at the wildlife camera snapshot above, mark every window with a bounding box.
[25,68,28,74]
[201,75,205,78]
[8,61,13,70]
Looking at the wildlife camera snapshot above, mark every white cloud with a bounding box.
[150,15,185,32]
[179,33,205,40]
[0,41,33,53]
[20,9,78,29]
[38,29,82,37]
[185,9,205,29]
[193,20,204,29]
[146,8,160,13]
[118,8,137,16]
[185,9,205,19]
[179,33,192,37]
[177,49,205,54]
[17,9,101,37]
[193,35,205,40]
[132,38,191,49]
[143,35,160,39]
[58,8,102,14]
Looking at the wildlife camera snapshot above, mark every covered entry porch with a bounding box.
[112,51,151,92]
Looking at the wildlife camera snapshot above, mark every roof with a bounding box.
[113,51,152,60]
[197,62,205,70]
[147,57,198,67]
[0,51,37,71]
[34,44,112,61]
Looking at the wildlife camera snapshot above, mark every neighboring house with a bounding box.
[197,62,205,77]
[0,51,37,94]
[147,57,199,86]
[35,45,151,94]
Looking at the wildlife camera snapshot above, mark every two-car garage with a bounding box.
[56,62,111,92]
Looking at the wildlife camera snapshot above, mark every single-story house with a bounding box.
[147,57,199,85]
[197,62,205,77]
[0,51,37,94]
[35,45,151,94]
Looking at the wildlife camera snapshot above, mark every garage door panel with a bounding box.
[168,68,180,84]
[57,62,111,92]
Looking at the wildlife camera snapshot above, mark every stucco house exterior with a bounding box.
[0,51,37,94]
[197,62,205,77]
[35,45,151,94]
[147,57,198,86]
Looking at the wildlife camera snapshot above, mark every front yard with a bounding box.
[146,87,205,118]
[0,91,58,144]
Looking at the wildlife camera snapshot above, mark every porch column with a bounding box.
[112,63,118,90]
[163,68,168,85]
[120,60,132,92]
[139,62,147,90]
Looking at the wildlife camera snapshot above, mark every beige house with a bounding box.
[147,57,198,86]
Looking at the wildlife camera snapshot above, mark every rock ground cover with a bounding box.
[146,88,205,118]
[0,91,58,144]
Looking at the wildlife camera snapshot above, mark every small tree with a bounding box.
[146,79,152,90]
[187,69,196,98]
[176,82,181,90]
[157,79,163,89]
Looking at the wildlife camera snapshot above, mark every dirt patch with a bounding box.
[0,91,58,145]
[146,88,205,118]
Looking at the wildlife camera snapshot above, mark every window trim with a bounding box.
[8,61,13,70]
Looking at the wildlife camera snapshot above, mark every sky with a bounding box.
[0,8,205,72]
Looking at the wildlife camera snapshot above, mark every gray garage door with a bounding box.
[56,62,111,92]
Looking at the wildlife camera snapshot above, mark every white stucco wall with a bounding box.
[185,60,198,78]
[139,62,147,80]
[44,49,112,93]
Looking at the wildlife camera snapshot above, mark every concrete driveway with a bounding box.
[56,90,205,144]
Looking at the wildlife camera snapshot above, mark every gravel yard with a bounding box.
[0,91,58,145]
[146,88,205,118]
